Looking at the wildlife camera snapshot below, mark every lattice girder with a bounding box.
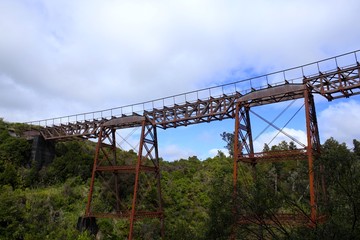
[84,116,164,239]
[305,64,360,100]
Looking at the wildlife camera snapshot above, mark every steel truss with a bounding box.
[81,116,164,239]
[305,63,360,100]
[40,119,104,140]
[232,87,324,230]
[146,93,239,129]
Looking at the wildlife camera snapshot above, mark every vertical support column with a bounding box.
[153,125,165,239]
[232,102,254,238]
[304,88,320,224]
[129,121,145,239]
[231,103,240,240]
[233,103,240,205]
[237,104,254,161]
[111,129,121,213]
[233,102,254,202]
[86,128,104,216]
[129,120,164,240]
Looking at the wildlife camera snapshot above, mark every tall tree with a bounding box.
[220,132,234,157]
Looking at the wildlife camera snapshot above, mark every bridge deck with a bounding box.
[26,50,360,140]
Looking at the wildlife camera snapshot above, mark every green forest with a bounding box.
[0,118,360,239]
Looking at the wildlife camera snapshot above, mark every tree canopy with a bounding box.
[0,118,360,239]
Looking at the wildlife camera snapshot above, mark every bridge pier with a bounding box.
[304,88,321,225]
[30,135,55,169]
[232,87,325,236]
[83,116,164,239]
[76,216,98,235]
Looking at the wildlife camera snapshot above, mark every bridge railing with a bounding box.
[26,50,359,128]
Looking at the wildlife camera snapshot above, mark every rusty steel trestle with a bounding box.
[232,87,323,232]
[84,116,164,239]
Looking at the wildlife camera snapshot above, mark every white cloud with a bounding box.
[160,144,196,162]
[207,148,230,158]
[318,100,360,147]
[1,0,360,123]
[253,128,307,152]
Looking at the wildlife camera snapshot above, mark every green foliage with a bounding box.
[312,138,360,239]
[206,158,233,239]
[1,117,360,240]
[41,141,94,184]
[354,139,360,157]
[0,181,90,240]
[161,156,211,239]
[0,162,19,188]
[221,131,234,157]
[0,119,31,189]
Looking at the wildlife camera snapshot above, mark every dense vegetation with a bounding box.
[0,118,359,239]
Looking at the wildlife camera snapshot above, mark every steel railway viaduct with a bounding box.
[26,50,360,239]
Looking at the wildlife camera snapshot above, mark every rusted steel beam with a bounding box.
[95,165,157,172]
[304,89,320,225]
[305,64,360,100]
[102,115,145,128]
[238,84,305,106]
[238,148,308,164]
[146,94,239,129]
[40,119,104,140]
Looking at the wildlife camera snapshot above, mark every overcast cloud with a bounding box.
[1,0,360,160]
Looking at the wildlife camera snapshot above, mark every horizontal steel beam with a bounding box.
[237,148,308,164]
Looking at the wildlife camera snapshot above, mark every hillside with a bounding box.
[0,118,360,239]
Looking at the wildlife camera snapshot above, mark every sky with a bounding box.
[1,0,360,161]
